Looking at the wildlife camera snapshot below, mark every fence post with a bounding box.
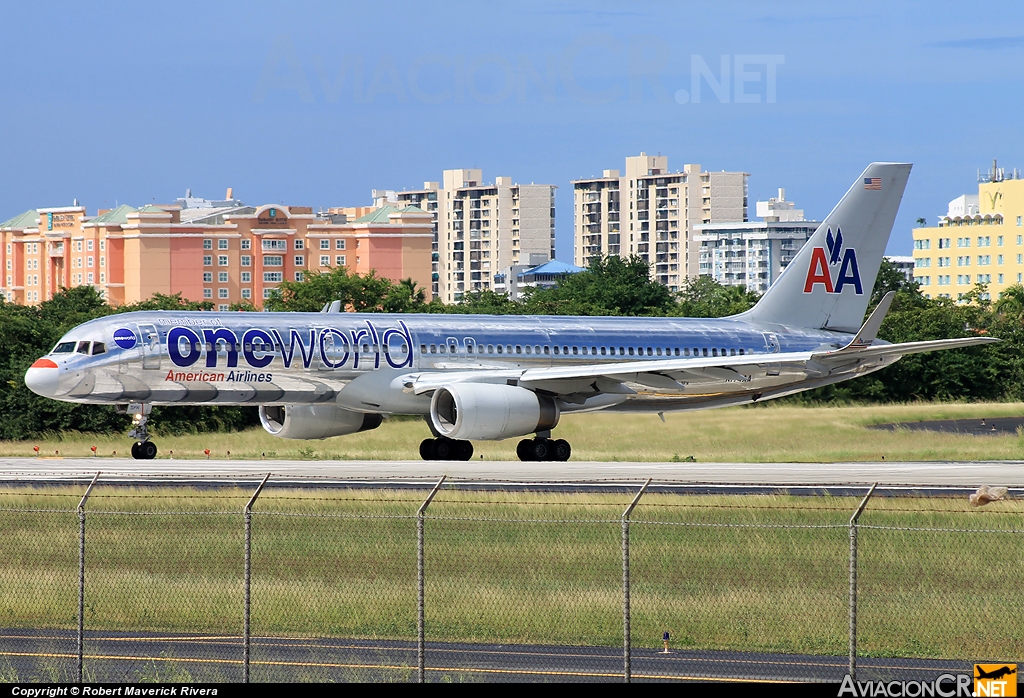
[849,482,877,680]
[622,478,652,683]
[417,476,446,684]
[243,473,271,684]
[76,471,100,684]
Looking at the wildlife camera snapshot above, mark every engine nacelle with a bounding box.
[429,383,559,441]
[259,404,383,440]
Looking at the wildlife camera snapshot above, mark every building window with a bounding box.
[99,240,105,251]
[219,304,229,312]
[262,239,287,251]
[1018,216,1022,227]
[336,255,346,266]
[218,255,228,266]
[263,288,273,299]
[294,239,304,250]
[203,255,212,266]
[87,256,93,267]
[100,256,105,267]
[87,273,93,283]
[320,255,330,266]
[241,288,251,299]
[336,239,346,250]
[320,239,330,250]
[86,240,93,251]
[218,239,229,250]
[294,255,304,266]
[264,272,283,282]
[241,271,251,283]
[99,273,105,283]
[204,239,213,250]
[263,256,283,267]
[218,288,229,299]
[295,272,304,281]
[241,239,251,250]
[203,272,213,282]
[241,255,251,266]
[218,271,228,282]
[203,288,212,298]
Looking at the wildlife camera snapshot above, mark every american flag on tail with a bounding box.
[863,177,882,190]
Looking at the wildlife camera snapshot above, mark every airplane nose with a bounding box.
[25,358,60,397]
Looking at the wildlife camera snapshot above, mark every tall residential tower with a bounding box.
[572,154,748,290]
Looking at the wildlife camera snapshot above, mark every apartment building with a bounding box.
[0,196,432,308]
[912,161,1024,301]
[392,170,556,303]
[572,153,748,291]
[694,189,820,293]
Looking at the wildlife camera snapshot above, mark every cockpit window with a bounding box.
[91,342,106,355]
[53,342,76,354]
[77,341,91,354]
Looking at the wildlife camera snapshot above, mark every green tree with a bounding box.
[674,276,760,318]
[522,255,676,316]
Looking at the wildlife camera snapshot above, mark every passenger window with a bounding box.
[91,342,106,355]
[600,347,607,355]
[674,348,680,356]
[684,348,690,356]
[515,345,522,354]
[656,347,663,356]
[430,345,437,354]
[721,348,727,356]
[506,345,513,354]
[702,348,708,357]
[438,345,446,353]
[535,345,541,354]
[647,347,653,356]
[739,348,745,355]
[619,347,625,355]
[581,347,588,355]
[543,346,550,354]
[712,348,718,357]
[525,346,532,354]
[572,346,579,355]
[449,343,457,353]
[628,347,635,356]
[563,346,569,354]
[553,346,560,355]
[730,348,736,356]
[496,345,503,354]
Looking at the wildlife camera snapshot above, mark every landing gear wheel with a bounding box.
[551,439,571,462]
[530,439,550,461]
[434,438,453,460]
[516,439,535,462]
[141,441,157,460]
[131,442,141,460]
[419,438,437,460]
[456,440,474,461]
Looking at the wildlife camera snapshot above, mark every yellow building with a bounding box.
[913,163,1024,300]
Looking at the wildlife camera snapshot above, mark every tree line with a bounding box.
[0,257,1014,440]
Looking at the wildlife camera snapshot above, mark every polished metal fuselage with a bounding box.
[41,310,897,414]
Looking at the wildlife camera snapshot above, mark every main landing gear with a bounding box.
[516,437,571,462]
[126,403,158,460]
[420,437,474,461]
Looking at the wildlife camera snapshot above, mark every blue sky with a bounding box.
[3,1,1024,259]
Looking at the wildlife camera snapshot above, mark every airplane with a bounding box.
[24,163,998,461]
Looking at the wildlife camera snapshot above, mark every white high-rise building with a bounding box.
[695,188,819,294]
[395,170,555,303]
[572,154,748,290]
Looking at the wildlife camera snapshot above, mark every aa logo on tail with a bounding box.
[803,227,863,294]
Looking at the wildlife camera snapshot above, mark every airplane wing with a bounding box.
[405,336,999,397]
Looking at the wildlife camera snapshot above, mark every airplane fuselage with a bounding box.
[33,310,896,415]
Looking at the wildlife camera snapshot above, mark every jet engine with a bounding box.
[259,404,383,440]
[429,383,559,441]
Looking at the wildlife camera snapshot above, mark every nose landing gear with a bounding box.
[125,403,157,460]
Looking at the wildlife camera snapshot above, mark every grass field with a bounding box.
[1,485,1021,665]
[4,401,1024,462]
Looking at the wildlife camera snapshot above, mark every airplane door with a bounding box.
[138,324,161,370]
[763,332,780,354]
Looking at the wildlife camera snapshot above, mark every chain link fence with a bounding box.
[0,475,1020,683]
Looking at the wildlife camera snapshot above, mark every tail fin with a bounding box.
[739,162,912,332]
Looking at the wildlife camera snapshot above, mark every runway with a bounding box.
[0,457,1022,488]
[0,629,978,683]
